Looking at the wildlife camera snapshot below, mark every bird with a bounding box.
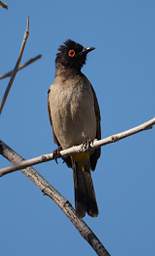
[48,39,101,218]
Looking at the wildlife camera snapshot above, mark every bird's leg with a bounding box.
[53,147,62,164]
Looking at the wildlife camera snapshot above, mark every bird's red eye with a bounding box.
[68,49,76,58]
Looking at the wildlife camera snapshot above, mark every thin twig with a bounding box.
[0,140,110,256]
[0,117,154,177]
[0,1,8,9]
[0,17,30,114]
[0,54,42,80]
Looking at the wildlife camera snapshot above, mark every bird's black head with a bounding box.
[55,39,95,71]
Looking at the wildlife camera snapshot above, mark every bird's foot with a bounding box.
[53,147,61,164]
[81,139,93,152]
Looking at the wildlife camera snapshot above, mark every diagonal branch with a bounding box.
[0,140,110,256]
[0,54,42,80]
[0,17,30,114]
[0,1,8,9]
[0,117,154,177]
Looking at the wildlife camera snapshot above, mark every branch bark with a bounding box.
[0,54,42,80]
[0,1,8,9]
[0,140,110,256]
[0,17,29,114]
[0,117,154,177]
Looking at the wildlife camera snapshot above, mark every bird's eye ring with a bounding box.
[68,49,76,58]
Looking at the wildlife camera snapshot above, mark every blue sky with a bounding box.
[0,1,155,255]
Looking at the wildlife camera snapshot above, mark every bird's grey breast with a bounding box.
[48,76,96,148]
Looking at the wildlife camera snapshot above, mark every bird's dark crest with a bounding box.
[55,39,87,70]
[57,39,83,55]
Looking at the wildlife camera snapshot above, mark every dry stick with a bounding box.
[0,140,110,256]
[0,17,29,114]
[0,117,154,177]
[0,1,8,9]
[0,54,42,80]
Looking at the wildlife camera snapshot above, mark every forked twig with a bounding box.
[0,54,42,80]
[0,17,30,114]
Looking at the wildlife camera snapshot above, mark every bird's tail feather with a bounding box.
[72,160,98,218]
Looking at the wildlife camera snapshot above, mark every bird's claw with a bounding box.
[53,147,61,164]
[81,139,93,152]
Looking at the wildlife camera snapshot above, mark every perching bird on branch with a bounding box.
[48,39,101,218]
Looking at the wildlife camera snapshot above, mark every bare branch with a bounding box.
[0,1,8,9]
[0,54,42,80]
[0,140,110,256]
[0,17,30,114]
[0,117,154,177]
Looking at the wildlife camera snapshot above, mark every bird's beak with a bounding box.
[81,47,95,55]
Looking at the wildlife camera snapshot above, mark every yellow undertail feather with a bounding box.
[72,152,90,165]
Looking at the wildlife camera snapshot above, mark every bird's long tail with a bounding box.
[72,160,98,218]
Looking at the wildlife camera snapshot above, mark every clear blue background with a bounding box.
[0,1,154,255]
